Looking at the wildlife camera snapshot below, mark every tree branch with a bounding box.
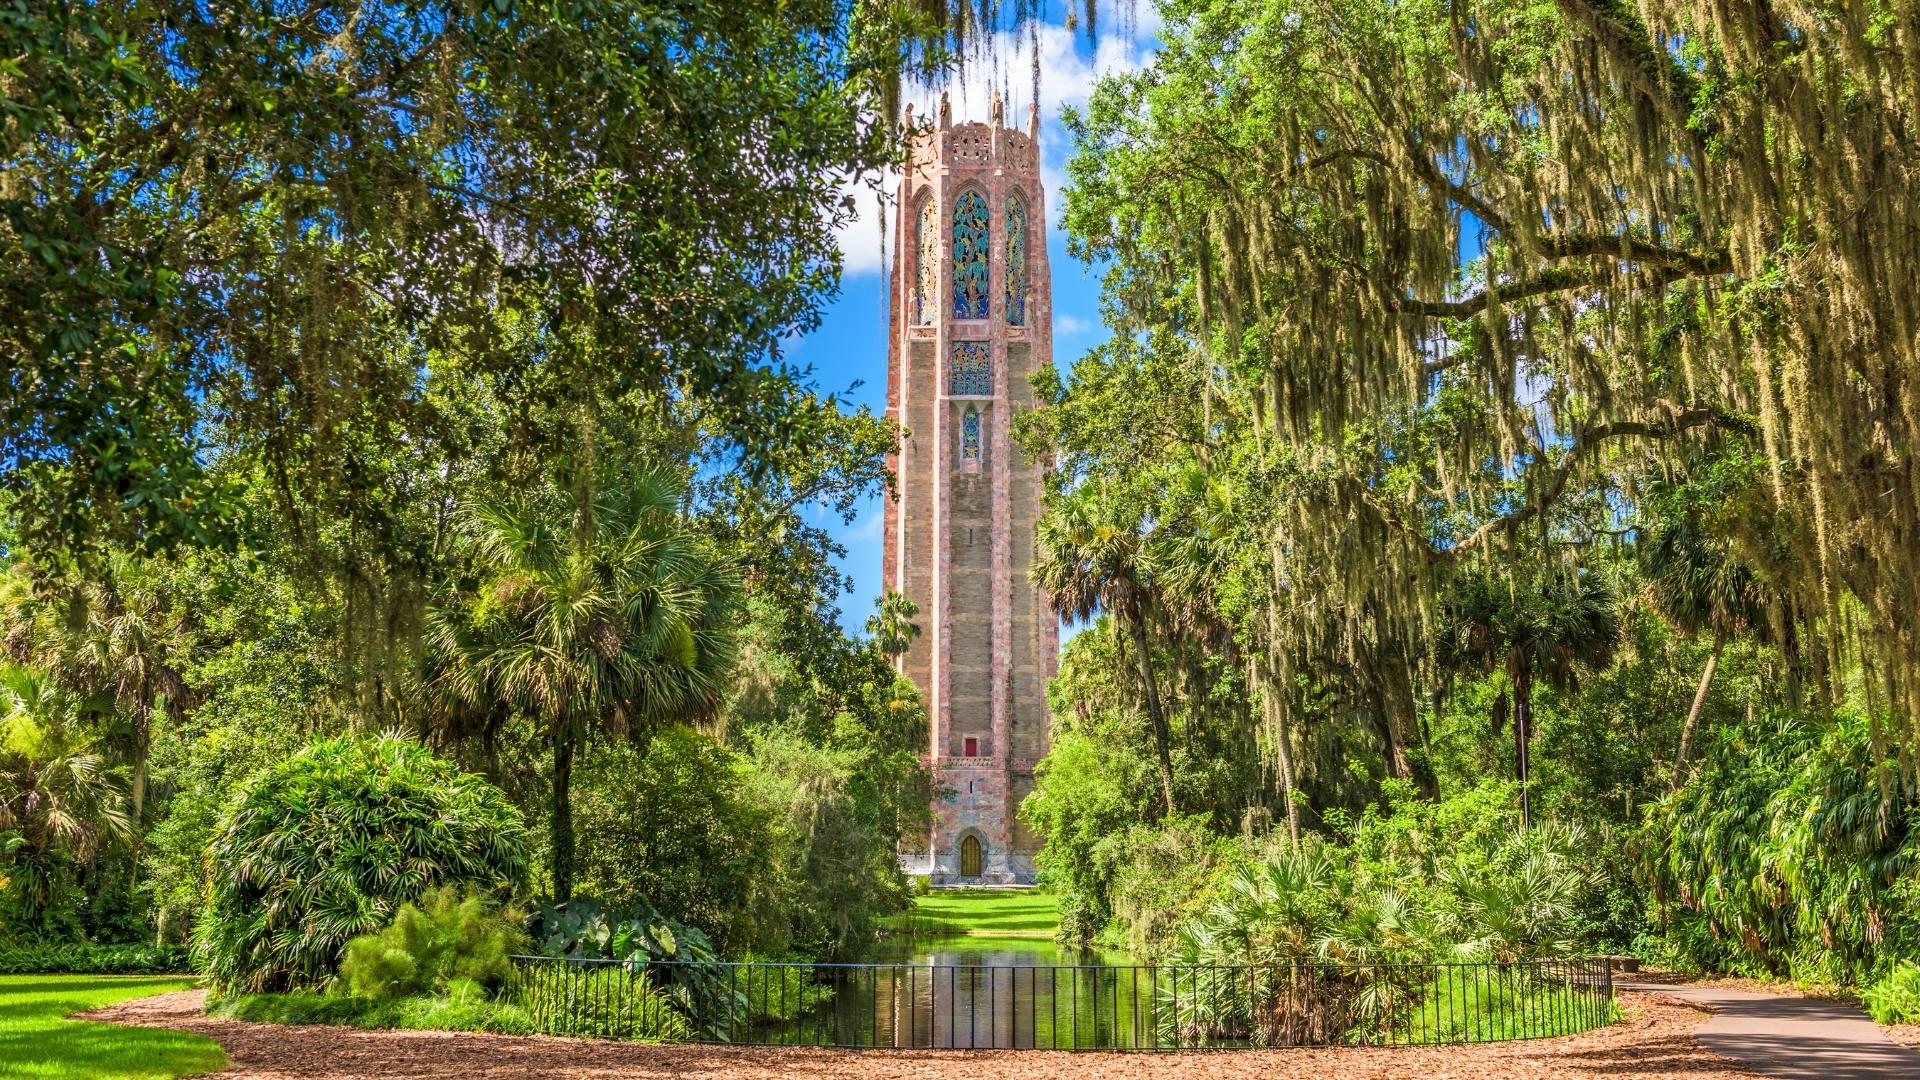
[1445,407,1721,556]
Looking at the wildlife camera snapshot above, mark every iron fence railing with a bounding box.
[508,954,1617,1050]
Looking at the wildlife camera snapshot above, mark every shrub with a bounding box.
[211,988,544,1037]
[515,965,693,1041]
[532,895,736,1034]
[0,941,192,974]
[195,734,527,992]
[572,728,778,956]
[339,886,527,1002]
[1864,962,1920,1025]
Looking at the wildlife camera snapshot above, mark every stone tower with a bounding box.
[886,92,1056,885]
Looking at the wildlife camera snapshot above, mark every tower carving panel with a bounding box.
[885,94,1057,885]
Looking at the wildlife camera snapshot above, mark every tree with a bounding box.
[1642,500,1768,789]
[1438,571,1620,827]
[0,664,131,931]
[0,0,894,605]
[428,471,740,904]
[865,591,922,660]
[1034,484,1176,816]
[1058,0,1920,751]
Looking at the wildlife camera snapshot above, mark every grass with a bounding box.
[0,975,228,1080]
[889,888,1061,938]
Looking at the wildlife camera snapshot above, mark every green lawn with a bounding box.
[0,975,227,1080]
[893,888,1061,937]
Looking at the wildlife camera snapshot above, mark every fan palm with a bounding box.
[428,471,740,904]
[0,663,132,922]
[1642,512,1768,789]
[865,590,922,660]
[1437,570,1619,827]
[1033,484,1176,815]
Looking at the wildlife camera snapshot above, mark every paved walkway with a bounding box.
[1619,980,1920,1079]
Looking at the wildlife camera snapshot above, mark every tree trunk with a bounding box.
[1255,657,1300,843]
[1375,650,1436,798]
[1127,614,1177,817]
[1512,660,1533,829]
[1671,631,1724,791]
[551,726,576,905]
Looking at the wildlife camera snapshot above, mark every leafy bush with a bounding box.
[195,735,528,992]
[572,728,778,956]
[211,988,542,1037]
[339,887,527,1002]
[514,965,693,1041]
[0,940,192,974]
[1642,711,1920,985]
[1864,961,1920,1025]
[532,895,737,1035]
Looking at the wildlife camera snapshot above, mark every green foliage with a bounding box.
[211,987,553,1040]
[1863,962,1920,1026]
[529,895,734,1035]
[338,887,527,1003]
[0,941,190,975]
[0,975,228,1080]
[0,664,132,934]
[429,471,740,905]
[509,966,693,1041]
[573,728,776,955]
[195,735,528,993]
[1642,710,1920,985]
[0,0,893,569]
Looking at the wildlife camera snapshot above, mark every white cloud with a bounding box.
[833,19,1156,276]
[1054,312,1093,336]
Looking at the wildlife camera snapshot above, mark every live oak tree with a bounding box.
[1051,0,1920,760]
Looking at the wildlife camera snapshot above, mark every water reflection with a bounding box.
[757,935,1155,1049]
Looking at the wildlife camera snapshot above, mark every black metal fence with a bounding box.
[508,955,1617,1049]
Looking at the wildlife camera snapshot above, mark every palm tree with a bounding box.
[0,664,132,924]
[865,591,922,661]
[428,471,740,904]
[1643,512,1768,789]
[4,556,189,826]
[1438,569,1620,828]
[1033,484,1176,816]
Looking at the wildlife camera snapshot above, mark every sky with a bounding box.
[784,17,1161,635]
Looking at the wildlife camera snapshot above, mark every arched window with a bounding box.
[951,342,991,396]
[959,833,983,878]
[1005,193,1029,326]
[914,194,939,325]
[961,406,981,462]
[951,188,989,319]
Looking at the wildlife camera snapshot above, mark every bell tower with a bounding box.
[885,92,1056,885]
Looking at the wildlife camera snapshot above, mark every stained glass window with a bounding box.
[1005,194,1028,326]
[951,341,991,396]
[951,188,989,319]
[915,195,939,325]
[962,407,981,462]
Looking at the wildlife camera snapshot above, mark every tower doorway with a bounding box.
[959,834,983,878]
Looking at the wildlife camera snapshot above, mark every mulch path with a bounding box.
[82,988,1757,1079]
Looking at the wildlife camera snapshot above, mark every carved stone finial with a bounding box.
[939,91,951,128]
[903,102,915,129]
[991,90,1004,126]
[1027,101,1039,139]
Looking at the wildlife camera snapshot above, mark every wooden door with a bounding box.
[960,834,982,877]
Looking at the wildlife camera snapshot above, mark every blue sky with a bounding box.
[785,18,1159,634]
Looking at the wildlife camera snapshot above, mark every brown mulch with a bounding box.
[82,989,1757,1079]
[1880,1023,1920,1049]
